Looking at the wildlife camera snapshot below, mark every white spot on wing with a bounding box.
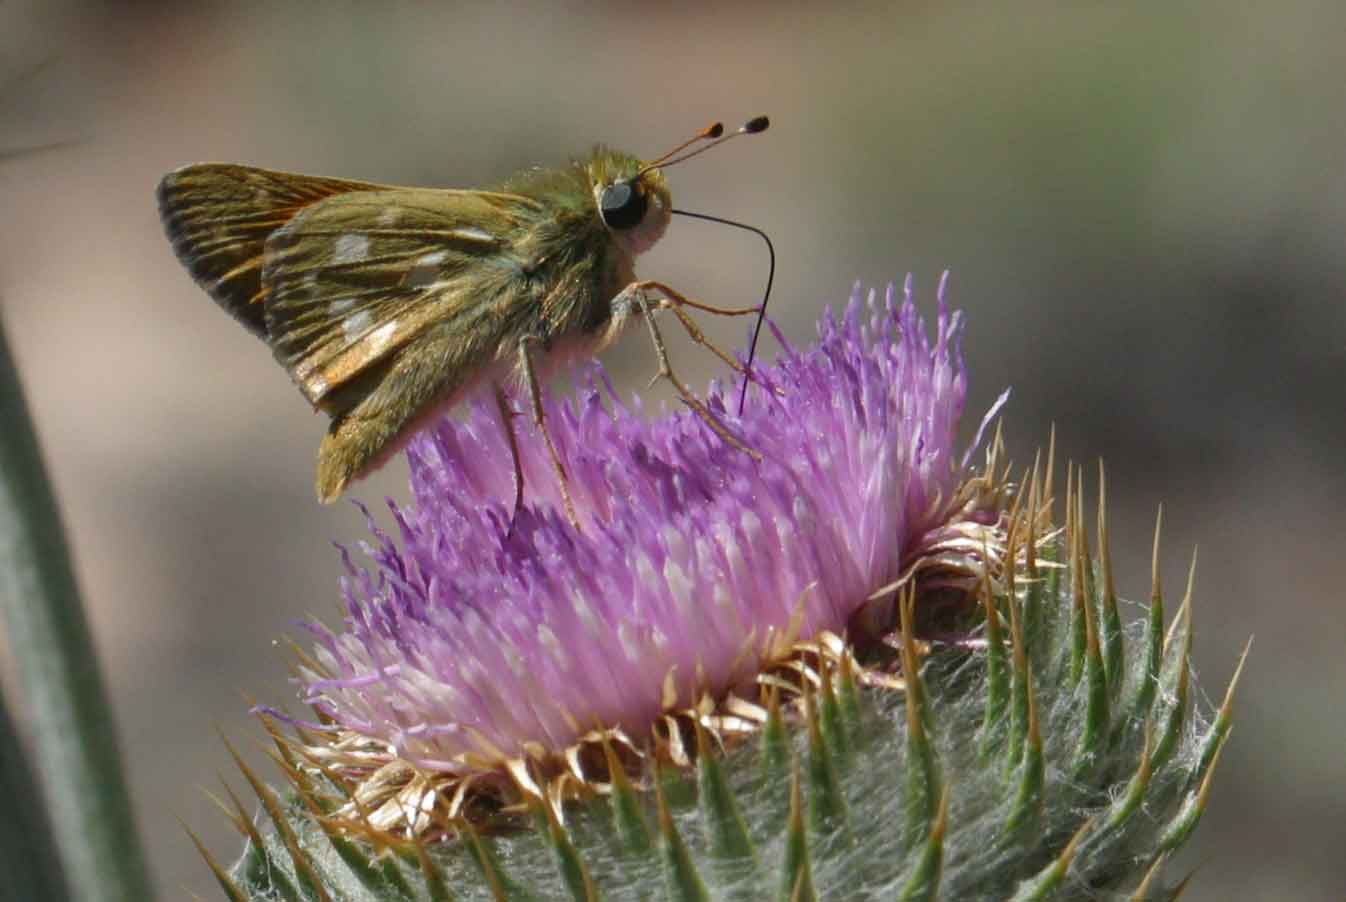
[367,320,398,353]
[295,359,329,401]
[333,233,370,263]
[450,227,495,244]
[330,298,355,314]
[343,311,373,343]
[405,251,447,288]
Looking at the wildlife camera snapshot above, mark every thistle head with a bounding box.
[214,278,1239,900]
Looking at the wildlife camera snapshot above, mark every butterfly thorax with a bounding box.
[581,148,672,258]
[498,148,671,344]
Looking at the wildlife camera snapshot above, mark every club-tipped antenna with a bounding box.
[639,115,769,177]
[641,121,725,173]
[670,208,775,416]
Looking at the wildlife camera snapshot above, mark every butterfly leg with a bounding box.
[518,336,581,530]
[653,298,747,376]
[492,382,526,535]
[633,297,761,462]
[633,279,761,317]
[634,281,784,399]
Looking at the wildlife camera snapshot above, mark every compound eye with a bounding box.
[599,181,647,231]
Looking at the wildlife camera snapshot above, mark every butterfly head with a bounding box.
[590,116,769,260]
[591,154,672,258]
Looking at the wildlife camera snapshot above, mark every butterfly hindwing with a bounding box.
[157,164,384,335]
[258,187,546,411]
[313,315,513,502]
[310,248,607,502]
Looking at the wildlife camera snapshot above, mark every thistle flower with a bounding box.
[208,278,1241,901]
[295,275,1008,790]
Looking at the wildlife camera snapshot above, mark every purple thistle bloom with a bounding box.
[298,276,1008,778]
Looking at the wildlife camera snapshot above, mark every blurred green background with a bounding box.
[2,1,1343,898]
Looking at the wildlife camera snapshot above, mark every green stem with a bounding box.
[0,314,154,900]
[0,688,71,899]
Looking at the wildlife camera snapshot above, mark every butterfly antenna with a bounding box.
[638,115,769,179]
[669,209,775,415]
[647,116,770,175]
[641,121,726,174]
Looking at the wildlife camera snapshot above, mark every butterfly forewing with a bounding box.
[157,164,384,335]
[260,188,540,408]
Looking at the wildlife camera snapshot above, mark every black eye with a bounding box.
[599,181,647,231]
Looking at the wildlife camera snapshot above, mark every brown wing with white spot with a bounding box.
[157,164,384,336]
[259,187,546,413]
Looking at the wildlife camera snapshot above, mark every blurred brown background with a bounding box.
[2,1,1343,898]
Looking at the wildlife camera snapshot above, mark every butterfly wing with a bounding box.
[259,187,545,411]
[157,164,385,335]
